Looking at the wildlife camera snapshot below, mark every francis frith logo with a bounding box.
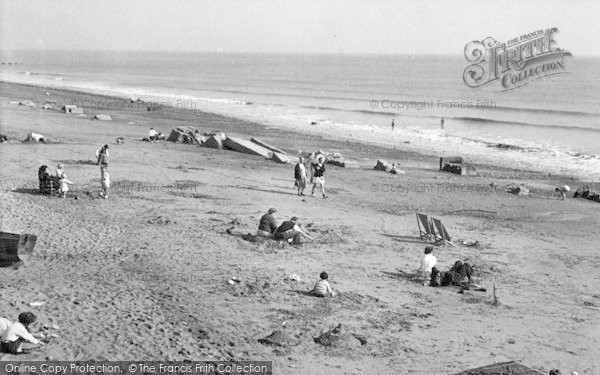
[463,28,572,91]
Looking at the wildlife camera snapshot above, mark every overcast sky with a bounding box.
[1,0,599,56]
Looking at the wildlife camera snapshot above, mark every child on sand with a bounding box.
[59,173,73,198]
[420,246,437,286]
[311,271,335,297]
[55,164,65,178]
[100,167,110,199]
[1,312,44,354]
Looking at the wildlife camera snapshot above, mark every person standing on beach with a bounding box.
[391,118,395,131]
[100,168,111,199]
[97,145,110,198]
[440,117,444,129]
[58,173,73,198]
[294,157,308,196]
[55,164,65,179]
[97,144,109,167]
[311,156,327,198]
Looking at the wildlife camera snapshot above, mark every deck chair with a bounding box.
[416,213,435,241]
[431,217,456,247]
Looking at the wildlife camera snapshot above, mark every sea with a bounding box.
[1,50,599,181]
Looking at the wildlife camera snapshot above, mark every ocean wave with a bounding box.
[452,117,600,133]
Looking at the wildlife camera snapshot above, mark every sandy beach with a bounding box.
[1,82,599,374]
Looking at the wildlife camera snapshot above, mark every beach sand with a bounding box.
[0,82,599,374]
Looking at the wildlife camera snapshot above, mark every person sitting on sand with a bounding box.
[25,133,45,143]
[100,167,110,199]
[59,173,73,199]
[1,312,44,354]
[441,261,473,287]
[311,157,327,198]
[149,128,159,142]
[311,271,335,297]
[257,208,278,237]
[420,246,437,286]
[294,157,308,196]
[390,163,399,175]
[273,217,313,245]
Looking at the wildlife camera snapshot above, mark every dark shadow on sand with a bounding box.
[379,233,430,245]
[289,290,321,298]
[54,159,97,165]
[240,186,298,196]
[11,187,44,196]
[381,270,422,283]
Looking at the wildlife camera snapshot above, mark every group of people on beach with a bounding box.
[257,208,313,244]
[294,150,327,198]
[419,246,480,290]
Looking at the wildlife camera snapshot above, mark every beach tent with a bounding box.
[454,361,545,375]
[94,114,112,121]
[168,126,199,144]
[223,136,273,159]
[0,232,37,267]
[63,105,83,114]
[250,137,287,154]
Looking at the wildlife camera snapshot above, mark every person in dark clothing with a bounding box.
[273,217,313,244]
[311,158,327,198]
[440,261,473,287]
[257,208,278,238]
[97,144,109,167]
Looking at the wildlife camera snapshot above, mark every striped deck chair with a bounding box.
[416,213,435,241]
[431,217,456,247]
[0,232,37,267]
